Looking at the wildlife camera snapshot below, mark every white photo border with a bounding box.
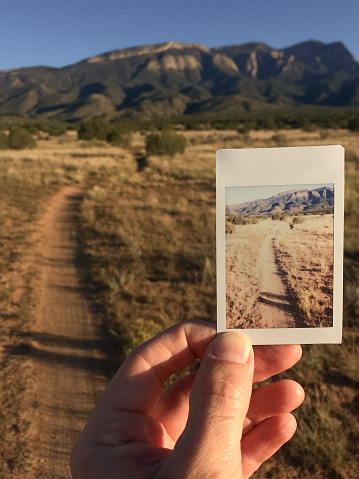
[216,145,344,345]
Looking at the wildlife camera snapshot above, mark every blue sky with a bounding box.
[1,1,358,70]
[226,184,334,206]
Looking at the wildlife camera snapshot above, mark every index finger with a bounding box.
[98,321,302,418]
[99,320,216,415]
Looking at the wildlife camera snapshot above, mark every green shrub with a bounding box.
[119,318,162,358]
[237,125,251,135]
[0,131,9,149]
[78,118,110,141]
[41,121,67,137]
[107,124,132,148]
[145,131,187,156]
[348,117,359,132]
[230,215,263,226]
[23,120,68,136]
[8,126,36,150]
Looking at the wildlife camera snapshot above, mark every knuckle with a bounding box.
[200,365,246,410]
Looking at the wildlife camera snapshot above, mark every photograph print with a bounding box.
[225,183,334,330]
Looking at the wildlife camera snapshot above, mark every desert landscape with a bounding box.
[0,126,358,479]
[226,213,334,329]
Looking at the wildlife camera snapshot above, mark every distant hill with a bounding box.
[1,40,359,122]
[225,187,334,216]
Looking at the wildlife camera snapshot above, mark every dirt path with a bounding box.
[256,234,296,328]
[226,221,299,329]
[22,185,116,479]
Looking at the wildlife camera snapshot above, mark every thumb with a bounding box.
[167,333,254,478]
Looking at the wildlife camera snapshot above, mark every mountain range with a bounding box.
[225,187,334,216]
[1,41,359,122]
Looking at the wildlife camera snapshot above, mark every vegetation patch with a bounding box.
[145,130,187,156]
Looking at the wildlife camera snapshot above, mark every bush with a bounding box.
[0,131,9,149]
[8,126,36,150]
[271,134,287,146]
[237,125,251,135]
[296,289,314,318]
[119,318,162,358]
[226,221,235,234]
[107,124,132,148]
[41,121,67,137]
[230,215,262,225]
[22,120,68,136]
[293,215,305,224]
[78,118,110,141]
[348,117,359,132]
[145,131,187,157]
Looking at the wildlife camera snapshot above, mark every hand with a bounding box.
[70,320,304,478]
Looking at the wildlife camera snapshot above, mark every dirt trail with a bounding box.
[23,185,115,479]
[226,221,299,329]
[256,234,296,328]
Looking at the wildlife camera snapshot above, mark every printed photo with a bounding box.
[216,145,344,344]
[225,183,334,329]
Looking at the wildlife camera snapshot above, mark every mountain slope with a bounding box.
[226,187,334,216]
[1,40,358,121]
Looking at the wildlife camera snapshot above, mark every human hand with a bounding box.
[70,320,304,478]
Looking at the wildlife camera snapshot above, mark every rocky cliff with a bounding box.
[226,187,334,216]
[0,41,358,121]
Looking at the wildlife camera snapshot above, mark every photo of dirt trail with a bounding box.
[225,185,334,329]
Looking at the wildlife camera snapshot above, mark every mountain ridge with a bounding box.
[225,187,334,216]
[1,40,358,122]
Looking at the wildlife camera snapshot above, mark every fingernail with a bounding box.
[212,333,252,364]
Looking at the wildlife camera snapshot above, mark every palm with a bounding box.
[71,322,303,479]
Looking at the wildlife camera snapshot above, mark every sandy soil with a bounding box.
[22,186,116,479]
[226,219,304,329]
[257,234,297,327]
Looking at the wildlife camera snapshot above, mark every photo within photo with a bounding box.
[225,183,334,330]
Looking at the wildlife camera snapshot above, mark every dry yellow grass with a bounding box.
[225,215,333,329]
[225,224,264,328]
[274,214,334,327]
[0,127,358,478]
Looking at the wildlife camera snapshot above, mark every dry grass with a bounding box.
[225,225,264,328]
[80,171,216,359]
[0,127,358,477]
[225,215,333,329]
[274,214,334,327]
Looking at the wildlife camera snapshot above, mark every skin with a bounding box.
[71,320,304,478]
